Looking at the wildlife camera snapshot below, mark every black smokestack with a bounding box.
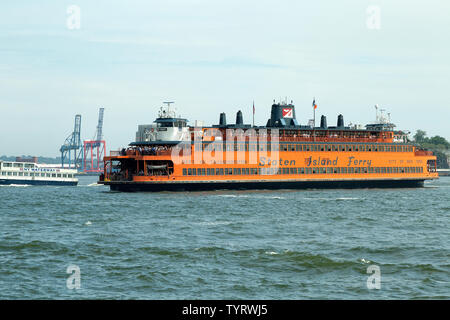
[236,110,243,125]
[337,114,344,127]
[320,115,327,129]
[219,113,227,126]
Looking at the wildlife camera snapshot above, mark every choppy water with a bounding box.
[0,176,449,299]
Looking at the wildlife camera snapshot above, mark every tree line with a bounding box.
[413,130,450,169]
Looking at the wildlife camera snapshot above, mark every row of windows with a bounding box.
[183,166,424,176]
[0,171,74,178]
[1,163,35,168]
[201,143,414,153]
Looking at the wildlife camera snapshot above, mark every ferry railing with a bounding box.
[415,150,434,156]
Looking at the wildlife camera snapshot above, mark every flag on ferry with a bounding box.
[253,101,255,115]
[312,99,317,109]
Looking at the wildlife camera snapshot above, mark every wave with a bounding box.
[303,197,362,201]
[0,184,31,187]
[195,221,233,226]
[78,182,102,187]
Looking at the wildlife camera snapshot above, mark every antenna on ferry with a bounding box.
[163,101,175,108]
[375,104,379,122]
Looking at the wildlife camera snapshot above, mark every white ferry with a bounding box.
[0,160,78,186]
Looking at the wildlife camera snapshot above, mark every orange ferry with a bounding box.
[99,101,438,192]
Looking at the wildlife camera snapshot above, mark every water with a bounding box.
[0,176,449,299]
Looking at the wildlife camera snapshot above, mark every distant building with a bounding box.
[15,156,38,163]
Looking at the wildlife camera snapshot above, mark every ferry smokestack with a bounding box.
[236,110,243,125]
[337,114,344,128]
[320,115,328,129]
[219,113,227,126]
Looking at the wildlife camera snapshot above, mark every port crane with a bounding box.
[82,108,106,174]
[60,114,82,169]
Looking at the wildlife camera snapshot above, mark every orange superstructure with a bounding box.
[99,101,438,192]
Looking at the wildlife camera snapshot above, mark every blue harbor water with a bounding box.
[0,176,449,299]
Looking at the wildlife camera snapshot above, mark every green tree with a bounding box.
[413,130,428,143]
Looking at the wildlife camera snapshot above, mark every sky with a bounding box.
[0,0,449,157]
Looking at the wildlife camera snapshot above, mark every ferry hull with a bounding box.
[104,179,425,192]
[0,179,78,186]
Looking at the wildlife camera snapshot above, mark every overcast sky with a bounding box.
[1,0,449,157]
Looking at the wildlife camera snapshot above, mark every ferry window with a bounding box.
[4,163,12,167]
[289,168,297,174]
[183,169,187,176]
[13,163,22,168]
[354,146,359,152]
[355,168,360,174]
[46,173,50,177]
[13,172,17,176]
[327,167,333,174]
[188,168,192,176]
[364,168,368,173]
[160,122,174,127]
[24,172,29,176]
[320,168,326,174]
[290,145,295,151]
[7,172,12,176]
[25,164,33,168]
[1,172,5,176]
[19,172,23,176]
